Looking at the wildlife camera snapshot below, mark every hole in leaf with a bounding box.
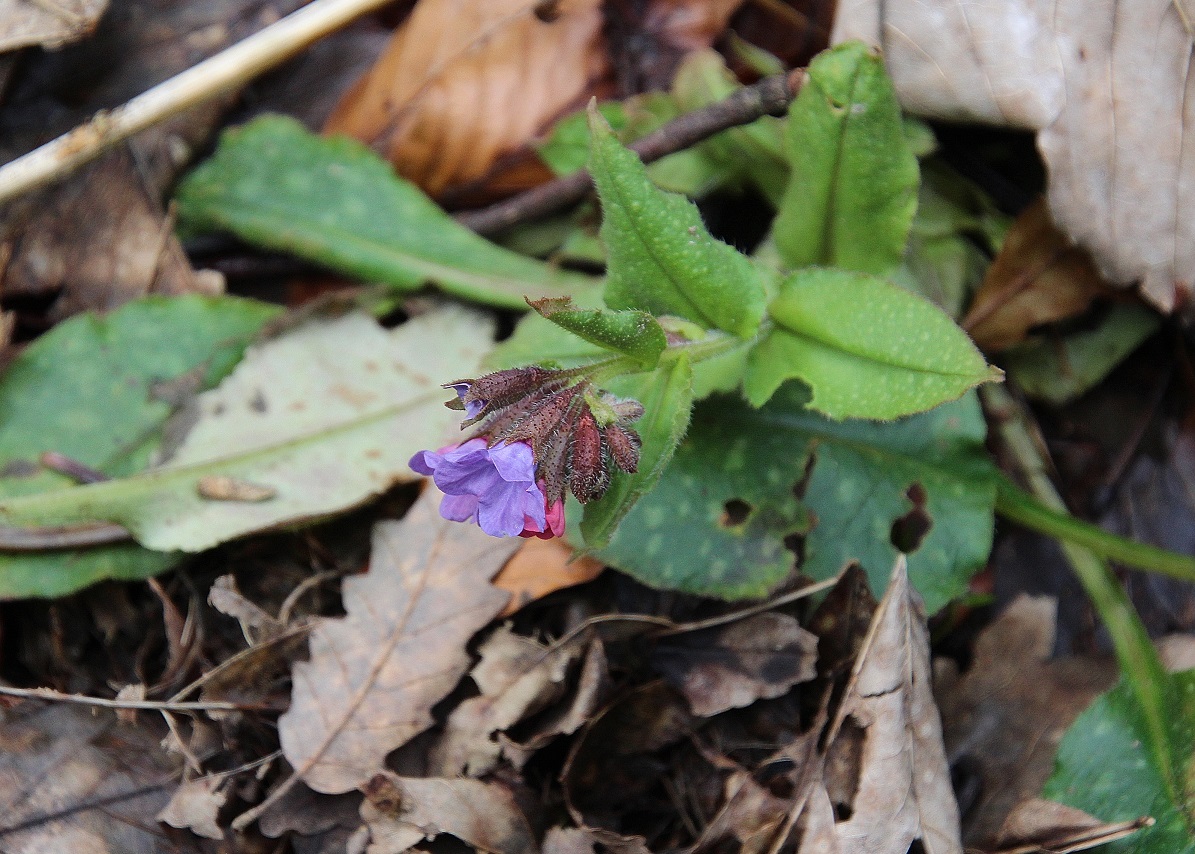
[890,483,932,553]
[834,801,853,821]
[720,498,752,527]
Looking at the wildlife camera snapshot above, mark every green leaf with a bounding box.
[176,115,599,310]
[528,297,666,369]
[745,268,1002,419]
[0,295,280,598]
[0,308,492,553]
[1044,671,1195,853]
[588,106,768,338]
[774,41,920,275]
[577,353,694,550]
[592,383,996,610]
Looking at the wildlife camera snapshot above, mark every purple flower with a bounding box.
[410,439,560,538]
[447,382,484,420]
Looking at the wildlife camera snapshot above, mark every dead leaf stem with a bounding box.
[0,0,399,205]
[456,69,806,236]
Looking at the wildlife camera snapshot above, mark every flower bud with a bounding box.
[605,424,641,474]
[568,409,610,504]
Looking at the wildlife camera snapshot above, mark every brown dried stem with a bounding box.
[455,68,806,236]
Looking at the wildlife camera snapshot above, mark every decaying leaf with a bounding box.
[431,625,587,776]
[157,775,227,840]
[989,798,1153,854]
[325,0,607,197]
[359,773,538,854]
[964,199,1112,352]
[834,0,1195,316]
[0,0,107,52]
[649,612,818,717]
[934,596,1116,844]
[0,307,493,552]
[278,491,517,794]
[196,474,277,502]
[492,537,605,617]
[0,703,176,852]
[799,558,962,853]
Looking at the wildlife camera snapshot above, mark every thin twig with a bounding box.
[0,522,132,550]
[455,68,806,236]
[0,684,262,712]
[0,0,399,205]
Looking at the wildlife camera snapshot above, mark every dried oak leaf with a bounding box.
[157,776,227,840]
[934,596,1118,845]
[799,559,962,854]
[833,0,1195,316]
[650,611,818,717]
[431,624,586,776]
[359,773,538,854]
[278,491,517,794]
[0,0,107,51]
[963,198,1112,353]
[492,537,604,617]
[325,0,607,198]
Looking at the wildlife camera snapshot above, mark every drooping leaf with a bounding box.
[0,295,279,598]
[1043,670,1195,853]
[175,115,599,310]
[0,308,492,552]
[578,353,694,550]
[594,384,996,609]
[588,106,768,338]
[280,494,517,794]
[528,297,666,369]
[774,41,919,275]
[744,267,1002,419]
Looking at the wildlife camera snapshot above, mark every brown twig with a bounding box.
[455,68,806,237]
[0,522,132,550]
[0,684,260,712]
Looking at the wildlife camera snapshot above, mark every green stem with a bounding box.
[995,480,1195,582]
[583,324,760,385]
[984,386,1178,801]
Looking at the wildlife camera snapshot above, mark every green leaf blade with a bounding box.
[587,107,768,338]
[528,297,666,368]
[176,115,599,310]
[774,41,919,275]
[746,268,1001,419]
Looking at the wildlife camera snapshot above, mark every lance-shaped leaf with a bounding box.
[0,308,492,551]
[745,268,1002,419]
[176,115,599,310]
[588,106,767,338]
[594,384,995,609]
[0,295,278,599]
[527,297,666,369]
[774,41,919,275]
[578,353,693,550]
[280,496,517,794]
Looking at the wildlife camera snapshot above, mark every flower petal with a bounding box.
[477,481,530,537]
[439,493,480,523]
[488,441,537,483]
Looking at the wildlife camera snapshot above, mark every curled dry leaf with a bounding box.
[834,0,1195,316]
[991,798,1153,854]
[798,558,962,854]
[278,491,517,794]
[359,773,538,854]
[492,537,605,617]
[325,0,607,197]
[649,611,818,717]
[963,198,1111,353]
[157,776,227,840]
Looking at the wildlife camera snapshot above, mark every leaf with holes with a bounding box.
[593,383,996,609]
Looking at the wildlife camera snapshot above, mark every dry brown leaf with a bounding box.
[650,612,818,717]
[492,537,605,617]
[833,0,1195,316]
[542,825,651,854]
[208,574,284,641]
[157,775,227,840]
[802,558,962,854]
[258,783,362,841]
[934,595,1116,845]
[0,703,176,852]
[990,798,1153,853]
[644,0,748,52]
[431,625,585,776]
[963,198,1111,352]
[0,0,107,51]
[324,0,607,197]
[278,491,517,794]
[359,773,538,854]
